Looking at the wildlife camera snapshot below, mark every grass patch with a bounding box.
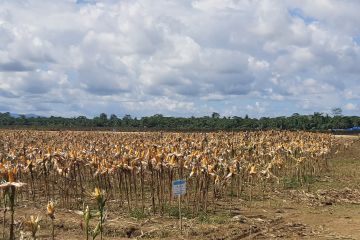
[163,204,193,218]
[197,212,230,224]
[129,208,150,220]
[303,175,316,184]
[283,175,317,189]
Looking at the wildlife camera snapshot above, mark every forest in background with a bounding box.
[0,110,359,131]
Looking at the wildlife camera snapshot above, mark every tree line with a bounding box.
[0,111,359,131]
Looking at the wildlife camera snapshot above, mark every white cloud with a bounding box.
[246,102,267,114]
[0,0,359,117]
[344,103,358,111]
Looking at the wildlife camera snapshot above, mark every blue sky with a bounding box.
[288,8,317,25]
[0,0,360,118]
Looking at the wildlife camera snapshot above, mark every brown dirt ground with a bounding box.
[2,135,360,240]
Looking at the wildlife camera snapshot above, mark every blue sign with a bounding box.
[172,179,186,196]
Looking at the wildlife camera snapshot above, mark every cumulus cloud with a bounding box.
[0,0,359,117]
[344,103,358,111]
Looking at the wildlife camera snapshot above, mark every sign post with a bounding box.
[178,194,182,233]
[172,179,186,234]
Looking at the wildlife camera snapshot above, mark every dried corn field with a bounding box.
[0,130,356,239]
[0,130,349,239]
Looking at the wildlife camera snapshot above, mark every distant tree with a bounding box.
[76,116,88,126]
[123,114,132,120]
[93,113,108,127]
[109,114,120,127]
[2,110,360,131]
[331,107,343,116]
[211,112,220,118]
[122,114,132,127]
[110,114,118,121]
[100,113,108,120]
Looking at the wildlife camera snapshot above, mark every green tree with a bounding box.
[211,112,220,118]
[331,107,342,116]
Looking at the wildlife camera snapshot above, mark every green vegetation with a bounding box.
[0,111,359,131]
[283,175,317,189]
[197,212,230,224]
[129,208,150,220]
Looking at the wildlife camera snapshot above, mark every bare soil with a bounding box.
[3,135,360,240]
